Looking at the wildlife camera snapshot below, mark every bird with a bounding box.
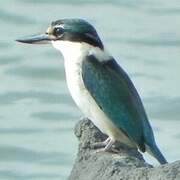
[16,18,167,164]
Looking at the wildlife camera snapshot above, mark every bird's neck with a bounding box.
[51,40,111,63]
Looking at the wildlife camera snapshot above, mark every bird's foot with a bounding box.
[92,137,111,149]
[93,138,118,153]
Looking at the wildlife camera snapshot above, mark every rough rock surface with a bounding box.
[69,118,180,180]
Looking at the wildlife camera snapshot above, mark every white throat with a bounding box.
[51,40,111,62]
[52,41,86,61]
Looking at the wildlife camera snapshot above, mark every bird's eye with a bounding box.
[54,27,64,36]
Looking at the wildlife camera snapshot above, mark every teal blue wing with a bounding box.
[82,55,155,151]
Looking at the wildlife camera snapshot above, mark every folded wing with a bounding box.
[82,55,155,152]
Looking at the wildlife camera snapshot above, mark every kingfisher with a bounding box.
[16,18,167,164]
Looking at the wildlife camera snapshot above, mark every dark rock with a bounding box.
[69,118,180,180]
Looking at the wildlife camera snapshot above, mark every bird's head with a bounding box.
[16,19,104,53]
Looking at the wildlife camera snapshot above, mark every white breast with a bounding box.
[64,53,119,137]
[51,41,134,146]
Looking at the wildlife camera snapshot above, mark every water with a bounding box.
[1,0,180,179]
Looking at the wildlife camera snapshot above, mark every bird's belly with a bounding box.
[65,60,134,146]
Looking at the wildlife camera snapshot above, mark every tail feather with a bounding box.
[145,144,167,165]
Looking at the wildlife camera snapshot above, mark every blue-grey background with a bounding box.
[0,0,180,179]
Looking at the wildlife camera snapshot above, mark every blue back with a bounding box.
[82,55,156,151]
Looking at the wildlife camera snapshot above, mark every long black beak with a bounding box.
[16,34,53,44]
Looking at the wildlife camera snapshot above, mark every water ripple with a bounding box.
[0,91,71,105]
[130,72,163,80]
[0,9,36,25]
[5,66,65,80]
[146,7,180,15]
[0,128,42,134]
[0,127,72,134]
[0,170,64,180]
[0,145,70,165]
[18,0,139,7]
[145,96,180,120]
[109,37,180,47]
[31,111,77,121]
[0,55,23,65]
[0,42,12,49]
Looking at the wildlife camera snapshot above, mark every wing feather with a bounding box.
[82,55,154,151]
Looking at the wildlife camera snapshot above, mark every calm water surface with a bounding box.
[0,0,180,179]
